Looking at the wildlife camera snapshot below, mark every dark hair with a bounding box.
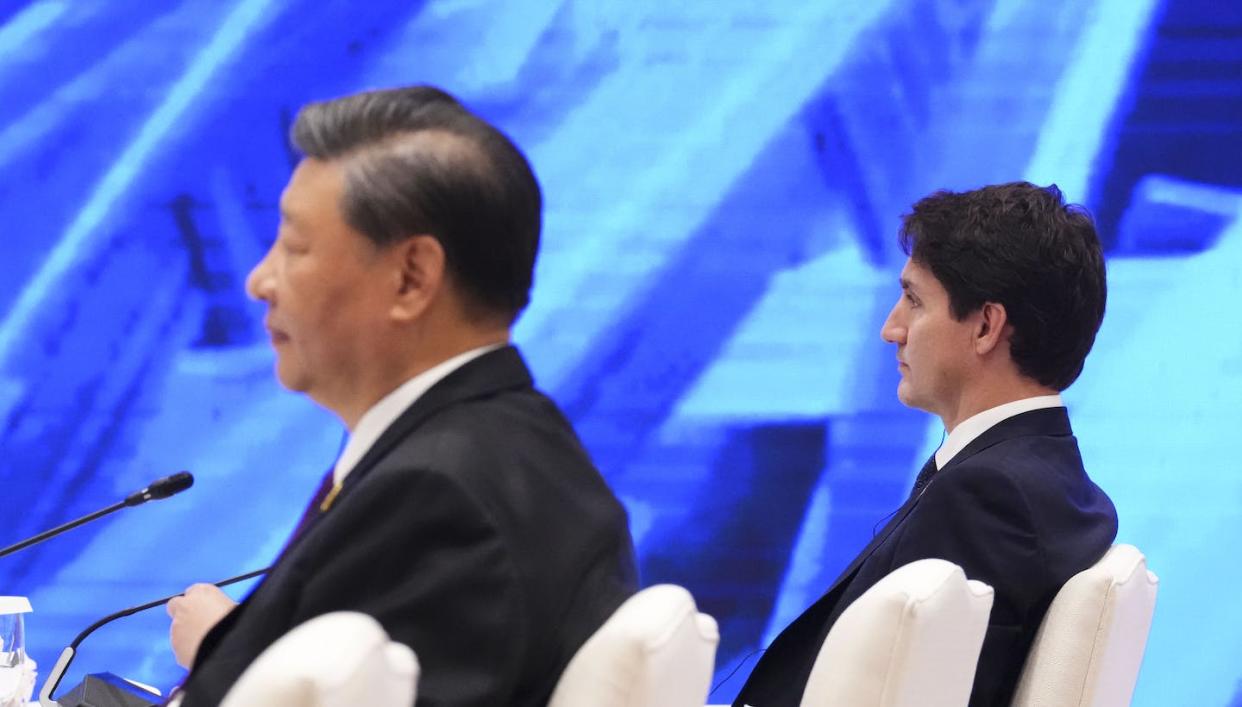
[290,85,542,322]
[898,182,1107,391]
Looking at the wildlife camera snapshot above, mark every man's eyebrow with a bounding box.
[899,277,914,292]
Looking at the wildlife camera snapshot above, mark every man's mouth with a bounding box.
[265,320,290,344]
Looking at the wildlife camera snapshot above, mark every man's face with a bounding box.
[880,259,979,421]
[246,158,394,409]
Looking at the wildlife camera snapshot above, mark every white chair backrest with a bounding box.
[800,559,994,707]
[1010,544,1159,707]
[549,584,719,707]
[220,611,419,707]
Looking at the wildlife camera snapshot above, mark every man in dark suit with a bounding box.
[733,182,1117,707]
[166,86,637,705]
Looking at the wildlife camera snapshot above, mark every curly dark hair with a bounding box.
[899,182,1107,391]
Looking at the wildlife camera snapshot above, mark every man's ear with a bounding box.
[974,301,1009,355]
[390,235,445,322]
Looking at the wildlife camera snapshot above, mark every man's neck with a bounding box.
[940,379,1059,434]
[331,329,510,430]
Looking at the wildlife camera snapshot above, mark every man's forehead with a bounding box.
[277,189,305,228]
[899,258,949,297]
[899,259,927,287]
[280,158,344,215]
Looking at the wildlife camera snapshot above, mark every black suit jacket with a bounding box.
[734,408,1117,707]
[179,346,638,706]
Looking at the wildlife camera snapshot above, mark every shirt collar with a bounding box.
[333,343,505,485]
[934,394,1064,470]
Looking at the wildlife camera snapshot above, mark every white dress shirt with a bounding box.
[934,394,1064,470]
[332,343,504,486]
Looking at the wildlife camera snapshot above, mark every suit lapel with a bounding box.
[811,455,933,602]
[814,408,1071,605]
[739,479,930,707]
[939,406,1072,475]
[192,346,534,674]
[740,407,1077,706]
[327,345,534,505]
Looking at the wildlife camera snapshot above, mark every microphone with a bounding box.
[125,471,194,506]
[39,567,270,707]
[0,472,194,559]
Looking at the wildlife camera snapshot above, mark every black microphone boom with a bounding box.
[125,471,194,505]
[0,471,194,559]
[39,567,270,707]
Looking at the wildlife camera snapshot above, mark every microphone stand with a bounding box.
[0,502,128,559]
[39,567,269,707]
[0,472,194,559]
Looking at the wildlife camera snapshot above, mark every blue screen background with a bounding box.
[0,1,1238,703]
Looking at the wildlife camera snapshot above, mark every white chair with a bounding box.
[1010,544,1159,707]
[549,584,720,707]
[219,611,419,707]
[799,559,994,707]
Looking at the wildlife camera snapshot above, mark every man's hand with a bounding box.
[167,583,238,668]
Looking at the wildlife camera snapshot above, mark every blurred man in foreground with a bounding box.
[167,85,637,706]
[734,182,1117,707]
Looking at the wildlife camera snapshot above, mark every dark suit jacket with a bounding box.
[734,407,1117,707]
[179,346,638,706]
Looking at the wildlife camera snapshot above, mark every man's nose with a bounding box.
[245,248,274,302]
[880,304,904,344]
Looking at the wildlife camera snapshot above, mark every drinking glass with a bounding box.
[0,597,34,707]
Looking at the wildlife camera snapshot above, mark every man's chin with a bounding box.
[273,362,310,393]
[895,389,941,421]
[895,381,920,410]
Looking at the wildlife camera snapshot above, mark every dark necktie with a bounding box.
[910,454,938,498]
[281,467,338,553]
[168,468,341,705]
